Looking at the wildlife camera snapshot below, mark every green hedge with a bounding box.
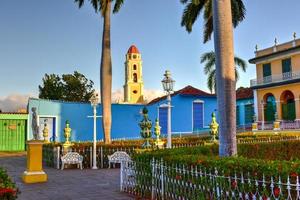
[0,168,19,200]
[133,140,300,179]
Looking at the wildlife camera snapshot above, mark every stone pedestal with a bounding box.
[252,122,258,132]
[273,121,281,131]
[22,140,47,183]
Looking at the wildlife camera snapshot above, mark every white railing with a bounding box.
[250,70,300,87]
[121,159,300,199]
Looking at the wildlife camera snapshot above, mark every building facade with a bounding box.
[250,37,300,124]
[123,45,144,104]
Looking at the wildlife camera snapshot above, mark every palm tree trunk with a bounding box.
[101,0,112,144]
[212,0,237,156]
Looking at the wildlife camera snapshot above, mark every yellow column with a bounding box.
[275,100,282,120]
[22,141,47,183]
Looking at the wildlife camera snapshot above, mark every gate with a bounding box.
[0,114,27,151]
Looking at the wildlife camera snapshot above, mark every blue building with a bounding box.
[236,87,254,129]
[27,85,254,142]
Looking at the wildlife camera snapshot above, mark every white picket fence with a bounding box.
[120,158,300,200]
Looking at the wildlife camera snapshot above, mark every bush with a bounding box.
[0,168,19,200]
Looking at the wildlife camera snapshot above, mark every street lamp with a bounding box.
[161,70,175,149]
[90,93,100,169]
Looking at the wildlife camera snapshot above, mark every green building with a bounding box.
[0,113,28,151]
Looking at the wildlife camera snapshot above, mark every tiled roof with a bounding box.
[236,87,253,100]
[148,85,215,105]
[127,45,140,54]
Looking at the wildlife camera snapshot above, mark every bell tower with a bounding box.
[124,45,144,104]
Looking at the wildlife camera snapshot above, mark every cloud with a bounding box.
[0,94,32,112]
[109,89,164,103]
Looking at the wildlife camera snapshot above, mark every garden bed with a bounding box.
[0,167,19,200]
[127,140,300,199]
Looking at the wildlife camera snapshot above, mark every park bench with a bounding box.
[61,152,83,170]
[108,151,131,168]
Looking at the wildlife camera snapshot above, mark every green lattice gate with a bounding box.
[0,114,27,151]
[282,102,296,121]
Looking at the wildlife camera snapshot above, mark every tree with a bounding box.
[201,51,247,93]
[181,0,245,43]
[74,0,125,144]
[39,74,64,100]
[62,71,95,102]
[38,71,95,102]
[212,0,237,156]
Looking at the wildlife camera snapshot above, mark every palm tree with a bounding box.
[74,0,125,144]
[212,0,237,156]
[201,51,247,93]
[181,0,245,43]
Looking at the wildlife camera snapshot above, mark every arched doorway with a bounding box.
[264,93,276,122]
[280,90,296,121]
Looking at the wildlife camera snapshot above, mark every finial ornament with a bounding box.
[255,44,258,52]
[274,38,278,46]
[294,32,297,40]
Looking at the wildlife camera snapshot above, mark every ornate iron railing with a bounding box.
[121,159,300,199]
[250,71,300,87]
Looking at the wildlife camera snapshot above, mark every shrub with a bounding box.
[0,168,19,200]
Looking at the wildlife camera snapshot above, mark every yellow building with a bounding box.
[123,45,144,104]
[249,35,300,124]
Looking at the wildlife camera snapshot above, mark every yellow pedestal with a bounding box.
[22,140,48,183]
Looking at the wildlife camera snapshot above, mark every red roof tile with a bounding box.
[236,87,253,100]
[148,85,215,105]
[127,45,140,54]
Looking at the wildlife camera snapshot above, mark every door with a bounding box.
[159,107,168,135]
[263,63,272,83]
[193,101,204,131]
[282,58,292,79]
[0,119,26,151]
[39,117,56,142]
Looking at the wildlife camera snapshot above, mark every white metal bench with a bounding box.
[108,151,131,168]
[61,152,83,170]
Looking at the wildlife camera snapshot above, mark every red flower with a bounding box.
[290,172,298,177]
[175,175,182,180]
[274,187,280,197]
[262,195,268,200]
[0,188,16,196]
[231,181,237,189]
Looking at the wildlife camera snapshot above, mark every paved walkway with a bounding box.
[0,156,134,200]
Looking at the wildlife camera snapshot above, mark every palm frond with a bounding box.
[113,0,124,13]
[207,69,216,93]
[74,0,85,8]
[181,0,205,33]
[235,68,239,82]
[234,56,247,72]
[201,51,215,74]
[231,0,246,27]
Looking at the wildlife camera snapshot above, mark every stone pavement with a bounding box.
[0,156,134,200]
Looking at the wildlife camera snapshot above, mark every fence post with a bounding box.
[100,146,103,169]
[56,146,60,169]
[151,158,155,200]
[90,146,93,169]
[161,158,164,200]
[120,160,124,191]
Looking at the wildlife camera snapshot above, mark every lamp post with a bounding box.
[161,70,175,149]
[89,93,101,170]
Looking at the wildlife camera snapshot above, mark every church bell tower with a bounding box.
[124,45,144,104]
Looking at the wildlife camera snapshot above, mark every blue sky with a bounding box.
[1,0,300,101]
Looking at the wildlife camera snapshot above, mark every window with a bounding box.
[282,58,292,79]
[133,90,137,94]
[263,63,272,83]
[133,73,137,82]
[236,106,240,125]
[133,55,137,59]
[193,101,204,131]
[133,64,137,70]
[244,104,254,124]
[159,106,168,134]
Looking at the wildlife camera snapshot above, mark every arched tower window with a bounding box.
[133,64,137,70]
[133,73,137,83]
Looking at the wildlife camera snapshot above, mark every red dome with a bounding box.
[127,45,140,54]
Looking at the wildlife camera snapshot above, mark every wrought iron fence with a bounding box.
[121,159,300,199]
